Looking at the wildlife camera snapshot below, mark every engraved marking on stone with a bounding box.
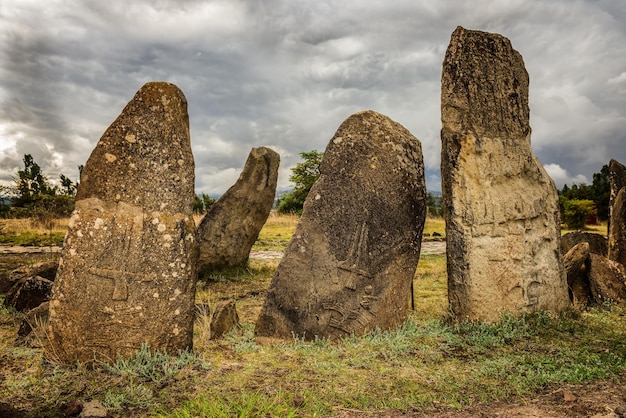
[359,285,379,311]
[89,211,153,301]
[499,272,544,308]
[322,300,344,315]
[89,267,157,301]
[338,223,372,290]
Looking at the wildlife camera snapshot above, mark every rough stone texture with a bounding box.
[197,147,279,274]
[80,400,107,418]
[1,261,58,294]
[608,187,626,267]
[48,82,197,363]
[561,231,608,257]
[256,110,426,340]
[210,299,240,339]
[441,26,569,322]
[563,243,591,308]
[609,160,626,220]
[4,276,53,312]
[588,254,626,304]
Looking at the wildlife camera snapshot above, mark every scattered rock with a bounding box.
[561,231,608,257]
[0,403,27,418]
[80,400,107,418]
[197,147,279,274]
[590,413,620,418]
[210,299,240,339]
[3,276,53,312]
[293,394,306,407]
[64,399,83,416]
[1,261,58,294]
[588,254,626,304]
[256,110,426,340]
[563,242,592,308]
[48,82,198,364]
[562,389,577,402]
[440,26,569,321]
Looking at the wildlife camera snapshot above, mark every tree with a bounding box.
[193,193,216,214]
[561,197,596,229]
[426,192,443,217]
[277,150,323,215]
[558,164,610,225]
[591,164,610,221]
[4,154,78,218]
[60,174,77,196]
[13,154,56,206]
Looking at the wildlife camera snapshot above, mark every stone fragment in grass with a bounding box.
[210,299,239,339]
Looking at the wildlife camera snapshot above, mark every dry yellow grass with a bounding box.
[561,221,608,235]
[423,216,446,238]
[0,217,69,235]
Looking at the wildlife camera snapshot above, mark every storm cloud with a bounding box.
[1,0,625,193]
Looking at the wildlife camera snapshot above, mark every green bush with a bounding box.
[560,197,596,229]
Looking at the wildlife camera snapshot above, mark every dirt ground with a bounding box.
[332,376,626,417]
[1,245,624,417]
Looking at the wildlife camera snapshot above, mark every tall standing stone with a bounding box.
[256,110,426,340]
[609,159,626,219]
[608,159,626,265]
[608,187,626,267]
[196,147,279,274]
[441,27,569,322]
[48,82,197,363]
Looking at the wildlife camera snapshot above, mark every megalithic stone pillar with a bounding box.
[196,147,280,274]
[255,110,426,340]
[440,27,570,322]
[607,159,626,265]
[608,187,626,267]
[47,82,198,363]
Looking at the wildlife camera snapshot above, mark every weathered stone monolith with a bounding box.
[48,82,197,363]
[608,159,626,236]
[441,27,569,322]
[255,110,426,340]
[609,159,626,216]
[608,187,626,267]
[196,147,279,274]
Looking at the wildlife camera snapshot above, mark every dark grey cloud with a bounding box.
[1,0,625,194]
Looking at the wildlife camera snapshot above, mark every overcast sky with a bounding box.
[1,0,625,195]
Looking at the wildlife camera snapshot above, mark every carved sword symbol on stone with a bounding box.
[88,267,157,301]
[88,214,156,301]
[337,222,372,290]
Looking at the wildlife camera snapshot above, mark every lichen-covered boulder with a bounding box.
[256,110,426,340]
[561,231,608,257]
[563,242,592,308]
[47,82,197,363]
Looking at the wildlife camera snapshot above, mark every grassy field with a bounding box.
[0,215,624,417]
